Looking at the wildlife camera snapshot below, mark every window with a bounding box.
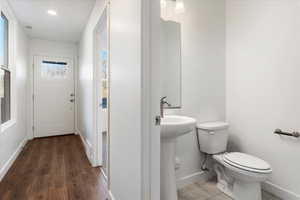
[41,60,69,79]
[0,12,8,66]
[0,69,10,123]
[0,12,10,124]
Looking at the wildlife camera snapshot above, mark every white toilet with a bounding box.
[197,122,272,200]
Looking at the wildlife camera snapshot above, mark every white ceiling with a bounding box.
[8,0,96,42]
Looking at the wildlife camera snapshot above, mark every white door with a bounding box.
[33,56,75,138]
[95,7,109,176]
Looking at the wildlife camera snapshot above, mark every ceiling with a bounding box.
[8,0,96,42]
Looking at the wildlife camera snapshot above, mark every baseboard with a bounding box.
[262,181,300,200]
[77,129,96,167]
[109,190,116,200]
[100,167,108,181]
[0,138,28,182]
[176,170,213,189]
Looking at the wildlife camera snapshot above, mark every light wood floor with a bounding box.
[0,135,109,200]
[178,179,282,200]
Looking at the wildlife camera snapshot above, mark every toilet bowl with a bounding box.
[213,152,272,200]
[196,122,272,200]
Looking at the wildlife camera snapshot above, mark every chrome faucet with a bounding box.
[160,96,171,118]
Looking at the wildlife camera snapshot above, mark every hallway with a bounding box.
[0,135,109,200]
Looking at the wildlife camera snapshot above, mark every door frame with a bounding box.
[141,0,161,199]
[93,0,111,184]
[30,55,77,139]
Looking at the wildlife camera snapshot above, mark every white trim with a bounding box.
[92,3,109,168]
[100,167,108,181]
[1,119,16,132]
[92,1,110,188]
[141,0,161,199]
[176,171,213,189]
[77,129,96,167]
[109,190,116,200]
[262,181,300,200]
[141,0,151,198]
[0,4,17,130]
[0,138,27,181]
[27,55,34,140]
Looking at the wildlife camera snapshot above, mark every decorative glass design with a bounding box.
[100,50,108,108]
[100,50,108,77]
[41,60,69,79]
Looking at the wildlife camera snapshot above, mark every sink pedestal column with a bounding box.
[161,139,177,200]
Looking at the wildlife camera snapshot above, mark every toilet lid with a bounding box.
[223,152,271,172]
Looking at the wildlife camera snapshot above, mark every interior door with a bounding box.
[96,7,109,177]
[34,56,75,138]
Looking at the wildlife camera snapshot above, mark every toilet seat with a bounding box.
[223,152,272,174]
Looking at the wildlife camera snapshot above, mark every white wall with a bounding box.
[30,39,77,58]
[109,0,143,199]
[166,0,226,185]
[28,39,78,138]
[226,0,300,199]
[0,1,29,180]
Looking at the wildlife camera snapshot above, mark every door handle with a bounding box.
[70,93,75,97]
[70,99,75,103]
[155,116,161,126]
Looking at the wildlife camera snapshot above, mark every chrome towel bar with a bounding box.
[274,129,300,138]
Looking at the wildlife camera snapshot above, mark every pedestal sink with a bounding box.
[160,115,196,200]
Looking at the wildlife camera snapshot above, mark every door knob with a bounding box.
[70,99,75,103]
[70,93,75,97]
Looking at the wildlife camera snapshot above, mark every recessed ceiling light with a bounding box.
[47,10,57,16]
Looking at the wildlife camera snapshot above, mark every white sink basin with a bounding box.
[160,115,196,200]
[161,115,196,140]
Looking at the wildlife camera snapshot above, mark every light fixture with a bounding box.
[174,0,185,14]
[47,10,57,16]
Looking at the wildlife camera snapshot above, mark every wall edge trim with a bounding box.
[0,138,28,182]
[176,170,213,189]
[262,181,300,200]
[76,129,96,167]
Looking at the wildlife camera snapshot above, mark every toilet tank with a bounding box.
[196,122,229,154]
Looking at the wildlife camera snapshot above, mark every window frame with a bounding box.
[0,12,9,68]
[0,5,16,132]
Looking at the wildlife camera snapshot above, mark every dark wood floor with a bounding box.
[0,135,109,200]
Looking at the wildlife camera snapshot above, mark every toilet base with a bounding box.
[213,155,266,200]
[215,172,263,200]
[233,180,262,200]
[216,180,233,198]
[214,163,234,198]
